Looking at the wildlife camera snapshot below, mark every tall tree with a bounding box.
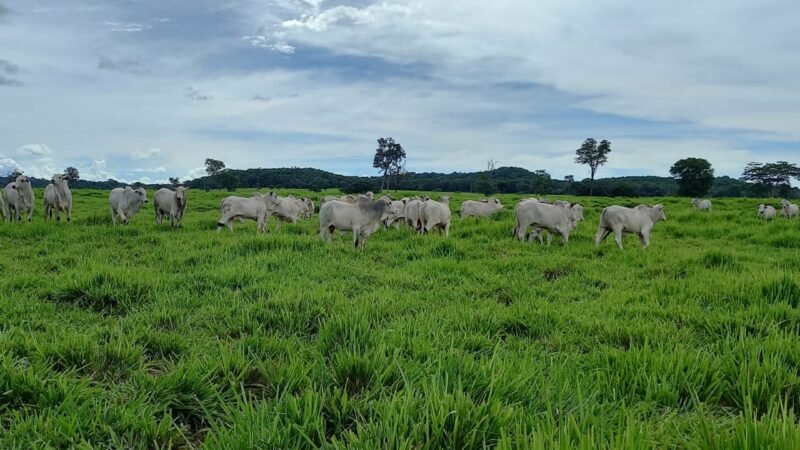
[169,177,180,187]
[205,158,226,176]
[741,161,800,197]
[574,138,611,196]
[669,158,714,197]
[372,137,407,191]
[64,167,80,182]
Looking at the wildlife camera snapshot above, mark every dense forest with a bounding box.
[5,166,797,198]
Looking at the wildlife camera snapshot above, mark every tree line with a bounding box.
[4,137,799,198]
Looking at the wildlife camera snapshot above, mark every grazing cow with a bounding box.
[319,196,396,249]
[109,186,148,225]
[460,198,503,218]
[595,204,667,249]
[513,200,573,245]
[385,198,409,229]
[269,195,304,229]
[218,192,281,232]
[781,199,799,219]
[691,198,712,212]
[3,175,35,223]
[758,204,776,220]
[421,196,452,236]
[154,186,188,227]
[527,201,584,243]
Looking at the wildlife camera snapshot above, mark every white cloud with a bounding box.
[132,166,166,173]
[131,148,161,160]
[103,21,150,32]
[81,160,118,181]
[0,158,22,176]
[17,144,52,156]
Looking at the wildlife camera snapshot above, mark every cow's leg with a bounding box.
[614,229,624,249]
[66,206,71,223]
[595,227,610,246]
[641,230,651,248]
[27,207,32,223]
[55,206,60,221]
[546,232,553,246]
[353,227,360,248]
[444,220,450,237]
[116,207,128,225]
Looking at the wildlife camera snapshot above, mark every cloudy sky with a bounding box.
[1,0,798,183]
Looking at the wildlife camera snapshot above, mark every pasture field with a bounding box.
[2,189,800,449]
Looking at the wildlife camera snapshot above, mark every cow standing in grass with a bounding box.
[319,196,396,249]
[218,192,280,232]
[595,204,666,249]
[154,186,188,228]
[758,204,776,220]
[691,198,712,212]
[781,199,799,219]
[3,175,35,223]
[43,174,73,222]
[268,195,304,230]
[514,200,573,245]
[109,187,148,225]
[421,196,452,236]
[460,198,503,218]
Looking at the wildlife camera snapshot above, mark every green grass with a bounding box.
[1,189,800,448]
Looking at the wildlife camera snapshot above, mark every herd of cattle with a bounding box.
[1,174,799,250]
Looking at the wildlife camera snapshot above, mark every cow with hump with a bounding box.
[3,175,35,223]
[513,199,573,245]
[595,204,666,249]
[154,186,188,228]
[319,196,396,249]
[109,186,148,225]
[218,191,281,232]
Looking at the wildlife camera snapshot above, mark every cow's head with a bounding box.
[175,186,188,207]
[652,204,666,222]
[570,204,584,222]
[135,187,148,203]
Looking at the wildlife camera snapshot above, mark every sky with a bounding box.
[0,0,798,183]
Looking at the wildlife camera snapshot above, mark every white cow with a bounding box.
[781,199,799,219]
[403,197,428,232]
[513,200,573,245]
[269,195,304,229]
[109,186,148,225]
[3,175,35,223]
[154,186,188,227]
[421,196,452,236]
[595,204,667,249]
[758,204,776,220]
[691,198,712,212]
[526,201,584,243]
[218,192,281,232]
[42,174,72,222]
[460,198,503,218]
[319,197,396,249]
[385,198,409,229]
